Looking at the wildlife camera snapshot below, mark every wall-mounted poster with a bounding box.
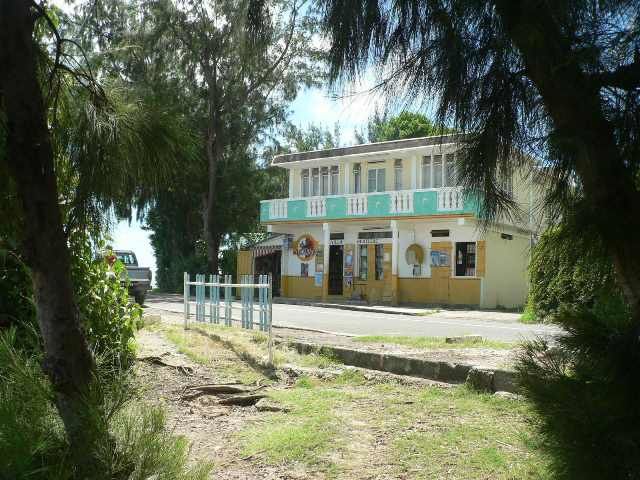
[431,250,450,267]
[343,244,354,287]
[314,272,323,287]
[293,234,317,261]
[315,248,324,273]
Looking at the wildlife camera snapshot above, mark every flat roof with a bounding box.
[272,133,463,165]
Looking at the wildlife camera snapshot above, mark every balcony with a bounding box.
[260,187,476,223]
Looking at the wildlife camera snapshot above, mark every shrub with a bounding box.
[0,328,211,480]
[527,225,627,321]
[70,233,142,365]
[516,307,640,479]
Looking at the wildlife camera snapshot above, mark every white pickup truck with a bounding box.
[114,250,152,305]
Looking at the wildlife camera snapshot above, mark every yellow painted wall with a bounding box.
[237,250,253,276]
[482,232,529,308]
[281,275,322,299]
[476,240,486,277]
[398,278,481,305]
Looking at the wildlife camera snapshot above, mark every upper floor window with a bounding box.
[321,167,329,195]
[394,159,403,190]
[330,166,339,195]
[445,153,457,187]
[368,167,386,193]
[353,163,361,193]
[301,169,309,197]
[422,153,458,188]
[311,168,320,196]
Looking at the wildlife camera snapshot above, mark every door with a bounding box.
[328,245,343,295]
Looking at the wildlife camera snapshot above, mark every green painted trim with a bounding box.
[259,191,476,223]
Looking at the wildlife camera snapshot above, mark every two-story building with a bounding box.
[238,135,539,308]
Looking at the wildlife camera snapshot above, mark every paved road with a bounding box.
[145,293,561,343]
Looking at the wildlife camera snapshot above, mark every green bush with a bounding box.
[0,328,211,480]
[527,225,627,322]
[517,307,640,479]
[70,233,141,365]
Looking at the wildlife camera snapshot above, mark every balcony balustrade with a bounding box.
[260,187,472,222]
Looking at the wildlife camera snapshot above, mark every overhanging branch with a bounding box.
[592,60,640,90]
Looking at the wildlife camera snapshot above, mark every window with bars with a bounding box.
[330,166,339,195]
[321,167,329,195]
[301,262,309,277]
[311,168,320,196]
[368,167,386,192]
[455,242,476,277]
[359,244,368,280]
[353,163,361,193]
[445,153,457,187]
[422,154,459,188]
[301,169,309,197]
[394,159,403,190]
[375,244,384,280]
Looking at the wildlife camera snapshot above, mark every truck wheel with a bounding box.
[134,292,146,306]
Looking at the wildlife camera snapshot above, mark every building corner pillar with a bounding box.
[322,223,330,300]
[391,220,399,305]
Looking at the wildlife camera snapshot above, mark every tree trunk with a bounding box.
[495,0,640,325]
[204,62,223,274]
[0,0,97,463]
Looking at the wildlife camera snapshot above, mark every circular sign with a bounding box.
[293,234,317,261]
[405,243,424,265]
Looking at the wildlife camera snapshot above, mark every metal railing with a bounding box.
[183,273,274,364]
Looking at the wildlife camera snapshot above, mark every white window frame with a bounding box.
[368,167,386,193]
[330,165,339,195]
[301,169,310,197]
[353,163,361,194]
[394,159,403,190]
[311,168,320,196]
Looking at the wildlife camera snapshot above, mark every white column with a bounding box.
[344,162,350,194]
[411,156,417,190]
[322,223,330,298]
[391,220,399,276]
[288,169,294,198]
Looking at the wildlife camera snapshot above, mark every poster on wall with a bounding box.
[314,272,323,287]
[293,234,317,261]
[315,248,324,273]
[431,250,450,267]
[344,244,354,287]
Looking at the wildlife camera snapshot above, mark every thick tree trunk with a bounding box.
[0,0,96,462]
[495,0,640,325]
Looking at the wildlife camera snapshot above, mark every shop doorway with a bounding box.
[328,245,343,295]
[254,251,281,296]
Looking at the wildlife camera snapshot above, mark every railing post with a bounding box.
[184,272,189,330]
[225,274,232,326]
[248,274,254,330]
[267,273,273,366]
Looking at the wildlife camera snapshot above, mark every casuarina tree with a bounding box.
[317,1,640,478]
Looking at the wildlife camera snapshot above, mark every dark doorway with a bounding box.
[254,250,281,296]
[328,245,343,295]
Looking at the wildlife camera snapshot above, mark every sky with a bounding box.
[110,85,383,282]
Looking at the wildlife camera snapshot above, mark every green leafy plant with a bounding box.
[69,233,142,366]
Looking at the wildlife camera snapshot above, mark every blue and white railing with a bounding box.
[183,273,273,364]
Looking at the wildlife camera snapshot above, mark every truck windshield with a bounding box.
[116,252,137,266]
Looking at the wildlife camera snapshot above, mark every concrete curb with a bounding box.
[286,340,519,394]
[272,298,432,316]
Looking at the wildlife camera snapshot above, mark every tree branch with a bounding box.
[591,60,640,90]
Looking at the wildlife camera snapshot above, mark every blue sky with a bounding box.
[110,85,383,281]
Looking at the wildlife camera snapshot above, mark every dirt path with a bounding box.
[135,328,306,479]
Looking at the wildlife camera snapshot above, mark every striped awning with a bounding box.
[254,246,281,257]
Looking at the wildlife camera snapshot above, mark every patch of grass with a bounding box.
[353,335,514,350]
[519,302,540,324]
[239,387,345,466]
[165,330,209,365]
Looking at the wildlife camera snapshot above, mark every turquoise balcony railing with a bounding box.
[260,187,477,222]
